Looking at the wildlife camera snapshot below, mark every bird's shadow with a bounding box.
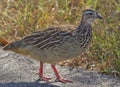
[0,81,60,87]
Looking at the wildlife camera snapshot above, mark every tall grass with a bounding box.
[0,0,120,75]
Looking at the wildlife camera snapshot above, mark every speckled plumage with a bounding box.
[3,24,92,64]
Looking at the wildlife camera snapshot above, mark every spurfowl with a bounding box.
[3,9,102,83]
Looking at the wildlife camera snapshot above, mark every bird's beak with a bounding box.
[96,14,102,19]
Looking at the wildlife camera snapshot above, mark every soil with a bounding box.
[0,46,120,87]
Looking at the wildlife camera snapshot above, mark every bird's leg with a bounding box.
[51,65,73,83]
[39,62,51,81]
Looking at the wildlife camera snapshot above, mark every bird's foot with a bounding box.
[33,71,52,81]
[55,78,73,83]
[39,76,52,82]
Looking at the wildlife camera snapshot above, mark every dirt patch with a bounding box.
[0,46,120,87]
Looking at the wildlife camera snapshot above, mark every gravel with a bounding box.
[0,46,120,87]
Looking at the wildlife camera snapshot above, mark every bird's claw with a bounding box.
[55,78,73,83]
[39,76,52,82]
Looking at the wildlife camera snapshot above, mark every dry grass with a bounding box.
[0,0,120,75]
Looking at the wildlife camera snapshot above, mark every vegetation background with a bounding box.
[0,0,120,76]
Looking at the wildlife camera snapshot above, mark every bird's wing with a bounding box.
[22,26,74,50]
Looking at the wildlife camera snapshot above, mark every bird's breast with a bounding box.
[21,38,85,64]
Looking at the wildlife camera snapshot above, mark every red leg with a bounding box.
[39,62,51,81]
[51,65,73,83]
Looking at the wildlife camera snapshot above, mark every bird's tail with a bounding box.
[0,38,9,46]
[3,40,23,51]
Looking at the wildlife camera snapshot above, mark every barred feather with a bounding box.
[22,26,74,50]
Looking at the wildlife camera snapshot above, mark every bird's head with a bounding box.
[81,9,102,24]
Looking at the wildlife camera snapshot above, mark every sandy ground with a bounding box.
[0,46,120,87]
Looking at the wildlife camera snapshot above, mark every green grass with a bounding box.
[0,0,120,75]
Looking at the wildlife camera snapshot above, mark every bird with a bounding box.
[3,9,102,83]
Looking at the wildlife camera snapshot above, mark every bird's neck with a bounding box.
[74,20,92,38]
[77,21,91,31]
